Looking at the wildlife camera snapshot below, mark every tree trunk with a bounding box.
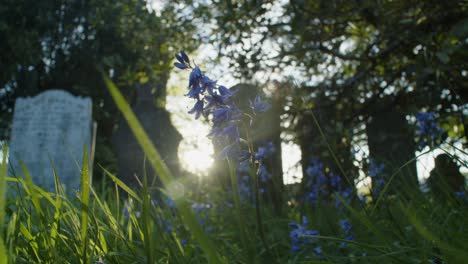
[366,109,418,194]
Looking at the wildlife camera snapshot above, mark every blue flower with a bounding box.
[221,124,239,140]
[187,67,203,99]
[180,50,190,63]
[212,106,240,127]
[188,99,204,119]
[258,164,272,183]
[205,94,226,110]
[291,244,301,252]
[255,142,275,161]
[191,202,213,231]
[313,246,322,256]
[339,219,354,247]
[238,176,252,201]
[218,143,240,160]
[305,158,324,179]
[174,62,188,70]
[218,85,234,97]
[369,159,385,178]
[340,219,352,233]
[175,51,272,168]
[201,75,217,95]
[415,111,444,149]
[288,216,319,251]
[329,172,343,190]
[174,50,191,69]
[250,95,271,114]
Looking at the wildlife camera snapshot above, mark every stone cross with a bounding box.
[8,90,95,193]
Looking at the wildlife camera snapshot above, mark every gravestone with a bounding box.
[8,90,95,193]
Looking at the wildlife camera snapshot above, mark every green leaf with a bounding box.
[0,146,8,263]
[80,148,91,264]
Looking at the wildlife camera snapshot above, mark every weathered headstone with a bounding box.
[8,90,95,193]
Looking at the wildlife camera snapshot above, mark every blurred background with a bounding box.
[0,0,466,195]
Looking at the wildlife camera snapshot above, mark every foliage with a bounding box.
[188,0,468,182]
[1,1,467,263]
[1,145,467,263]
[2,50,467,263]
[0,0,199,180]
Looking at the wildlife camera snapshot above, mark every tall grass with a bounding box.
[0,79,465,263]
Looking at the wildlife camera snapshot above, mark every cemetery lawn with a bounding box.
[0,80,466,264]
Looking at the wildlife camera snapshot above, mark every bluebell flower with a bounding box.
[174,62,188,70]
[255,142,275,161]
[156,217,174,234]
[258,164,272,183]
[191,202,213,231]
[175,50,190,65]
[165,196,176,208]
[204,94,225,110]
[313,246,322,256]
[238,175,253,201]
[291,244,301,252]
[201,75,217,95]
[237,160,250,173]
[187,67,203,99]
[340,219,352,233]
[180,50,190,63]
[288,216,319,251]
[175,53,184,64]
[306,158,325,180]
[369,159,385,178]
[165,224,173,233]
[221,124,239,140]
[218,85,234,97]
[415,111,444,149]
[339,219,354,247]
[329,172,343,190]
[174,51,190,70]
[188,99,204,119]
[218,143,240,160]
[175,51,272,171]
[250,95,271,114]
[304,157,356,207]
[218,106,241,123]
[372,177,386,200]
[368,160,386,199]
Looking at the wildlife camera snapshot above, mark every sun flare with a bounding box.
[179,142,213,175]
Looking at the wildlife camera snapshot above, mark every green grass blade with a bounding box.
[103,73,224,264]
[19,223,40,262]
[80,148,90,264]
[0,235,7,264]
[0,146,8,264]
[372,148,432,213]
[19,161,43,217]
[100,165,141,203]
[141,160,155,263]
[401,204,468,262]
[336,194,387,243]
[50,165,63,249]
[0,146,7,231]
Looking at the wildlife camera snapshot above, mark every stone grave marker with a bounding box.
[8,90,95,193]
